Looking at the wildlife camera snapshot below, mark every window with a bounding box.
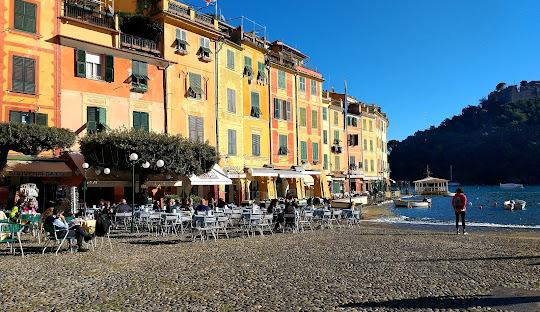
[311,110,318,129]
[323,130,328,144]
[324,154,328,170]
[348,134,359,146]
[363,119,366,129]
[334,130,340,144]
[311,80,317,95]
[299,108,307,127]
[278,70,286,89]
[188,115,204,142]
[244,56,254,78]
[199,37,212,59]
[370,140,373,151]
[273,98,290,121]
[12,55,35,94]
[132,60,149,91]
[189,73,203,99]
[312,142,319,162]
[301,141,308,161]
[76,50,114,82]
[227,129,236,155]
[9,111,47,125]
[371,159,374,172]
[335,156,340,171]
[85,53,102,80]
[226,50,234,70]
[250,92,262,118]
[364,139,367,150]
[350,156,355,168]
[87,107,107,134]
[133,111,149,131]
[227,88,236,113]
[14,0,36,34]
[299,76,306,92]
[352,117,357,127]
[252,134,261,156]
[175,28,189,52]
[322,107,327,120]
[365,160,368,172]
[278,135,288,155]
[334,111,339,125]
[257,62,266,82]
[369,120,373,131]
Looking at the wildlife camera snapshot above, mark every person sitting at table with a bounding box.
[97,199,105,210]
[9,199,24,224]
[165,199,177,213]
[152,199,161,211]
[267,199,278,214]
[115,199,132,214]
[44,207,93,252]
[100,201,114,219]
[195,199,211,214]
[217,198,227,209]
[23,200,38,214]
[40,207,54,230]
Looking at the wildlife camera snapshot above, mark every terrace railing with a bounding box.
[64,1,115,29]
[195,11,213,26]
[168,1,190,17]
[121,33,160,56]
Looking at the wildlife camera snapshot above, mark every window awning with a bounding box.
[227,173,247,179]
[189,164,232,186]
[258,71,267,79]
[200,47,213,54]
[244,66,254,76]
[247,168,278,177]
[176,39,190,46]
[189,86,204,94]
[278,170,304,178]
[3,160,73,177]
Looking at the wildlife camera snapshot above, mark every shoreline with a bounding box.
[360,203,540,234]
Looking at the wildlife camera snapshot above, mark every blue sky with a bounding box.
[199,0,540,141]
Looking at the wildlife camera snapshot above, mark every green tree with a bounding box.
[496,82,506,91]
[0,122,76,172]
[79,128,219,188]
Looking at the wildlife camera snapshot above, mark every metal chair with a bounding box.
[299,210,314,231]
[0,223,24,257]
[42,224,73,255]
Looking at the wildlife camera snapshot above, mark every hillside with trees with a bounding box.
[388,82,540,184]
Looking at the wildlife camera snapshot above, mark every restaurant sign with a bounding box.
[8,171,67,177]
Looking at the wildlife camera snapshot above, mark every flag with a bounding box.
[205,0,216,6]
[343,79,348,130]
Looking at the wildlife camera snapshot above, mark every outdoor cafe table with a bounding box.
[313,209,328,217]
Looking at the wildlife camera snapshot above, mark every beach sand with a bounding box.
[0,219,539,311]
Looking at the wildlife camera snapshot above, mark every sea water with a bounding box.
[376,185,540,230]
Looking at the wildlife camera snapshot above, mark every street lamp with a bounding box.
[129,153,165,233]
[82,162,110,216]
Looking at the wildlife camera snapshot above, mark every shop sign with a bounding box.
[9,171,67,177]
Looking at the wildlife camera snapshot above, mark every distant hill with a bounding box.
[388,82,540,185]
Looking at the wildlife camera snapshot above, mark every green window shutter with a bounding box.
[323,130,327,144]
[133,111,141,130]
[87,107,98,133]
[14,0,25,32]
[322,107,327,120]
[227,129,236,155]
[257,62,264,74]
[301,141,307,160]
[334,111,338,125]
[23,57,35,94]
[300,108,306,127]
[35,113,47,126]
[196,116,204,142]
[311,80,317,95]
[251,92,260,117]
[244,56,252,68]
[286,101,291,121]
[104,55,114,82]
[278,70,286,89]
[335,156,340,171]
[76,49,86,78]
[98,107,107,131]
[188,115,197,141]
[334,130,339,143]
[274,98,280,119]
[299,77,305,92]
[9,110,22,123]
[140,62,148,79]
[312,143,319,161]
[252,134,260,156]
[227,88,236,113]
[12,56,24,92]
[324,154,328,170]
[312,110,318,128]
[24,1,36,34]
[190,73,202,89]
[279,135,288,155]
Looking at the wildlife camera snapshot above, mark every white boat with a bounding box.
[500,183,524,189]
[394,198,431,208]
[503,200,526,210]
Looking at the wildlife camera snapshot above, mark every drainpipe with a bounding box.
[215,36,224,155]
[267,62,272,165]
[162,61,171,134]
[294,73,300,167]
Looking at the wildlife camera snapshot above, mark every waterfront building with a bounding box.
[360,103,389,191]
[327,96,346,195]
[321,91,332,178]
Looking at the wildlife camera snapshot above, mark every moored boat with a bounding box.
[500,183,524,189]
[503,199,526,210]
[394,198,431,208]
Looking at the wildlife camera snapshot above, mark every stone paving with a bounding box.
[0,223,539,311]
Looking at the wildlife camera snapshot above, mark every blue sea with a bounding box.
[374,185,540,231]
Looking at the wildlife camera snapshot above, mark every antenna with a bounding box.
[424,165,432,177]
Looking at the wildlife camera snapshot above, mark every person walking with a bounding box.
[452,187,467,235]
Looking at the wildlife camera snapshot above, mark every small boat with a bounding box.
[394,198,431,208]
[503,200,526,210]
[500,183,524,189]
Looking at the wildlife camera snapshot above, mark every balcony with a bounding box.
[121,33,161,56]
[63,0,115,30]
[168,1,190,18]
[166,1,215,29]
[195,12,213,26]
[242,32,266,49]
[267,51,295,70]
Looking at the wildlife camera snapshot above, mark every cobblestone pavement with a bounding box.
[0,224,539,311]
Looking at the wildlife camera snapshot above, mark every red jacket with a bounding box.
[452,193,467,212]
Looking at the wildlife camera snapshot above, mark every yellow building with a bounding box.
[360,103,389,191]
[215,23,244,204]
[322,91,332,175]
[328,98,346,195]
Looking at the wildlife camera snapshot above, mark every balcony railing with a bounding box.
[267,52,295,69]
[242,33,266,49]
[168,1,190,17]
[195,12,213,25]
[63,1,115,29]
[121,33,160,56]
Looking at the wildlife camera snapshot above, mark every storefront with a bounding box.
[184,164,232,202]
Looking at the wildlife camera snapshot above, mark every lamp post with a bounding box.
[129,152,165,233]
[81,162,110,216]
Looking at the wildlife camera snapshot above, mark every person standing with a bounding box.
[452,187,467,235]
